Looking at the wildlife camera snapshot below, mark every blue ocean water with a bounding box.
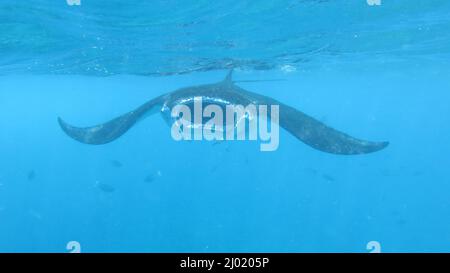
[1,0,450,253]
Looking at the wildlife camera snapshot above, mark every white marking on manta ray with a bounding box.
[170,96,280,152]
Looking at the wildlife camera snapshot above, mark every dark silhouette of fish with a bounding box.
[95,182,115,193]
[27,170,36,181]
[322,174,336,182]
[111,160,123,168]
[144,174,155,183]
[144,171,162,183]
[58,71,389,155]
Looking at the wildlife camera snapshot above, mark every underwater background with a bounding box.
[1,0,450,252]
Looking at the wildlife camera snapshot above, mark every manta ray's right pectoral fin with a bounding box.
[58,96,164,145]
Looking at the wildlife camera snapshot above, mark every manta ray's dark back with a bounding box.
[58,71,389,155]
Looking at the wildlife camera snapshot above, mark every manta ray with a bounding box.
[58,71,389,155]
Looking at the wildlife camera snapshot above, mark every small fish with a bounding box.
[244,157,249,165]
[210,165,219,172]
[144,174,155,183]
[322,174,336,182]
[111,160,123,168]
[27,170,36,181]
[144,171,162,183]
[95,181,115,193]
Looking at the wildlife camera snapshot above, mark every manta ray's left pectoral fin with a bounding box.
[58,113,137,145]
[238,87,389,155]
